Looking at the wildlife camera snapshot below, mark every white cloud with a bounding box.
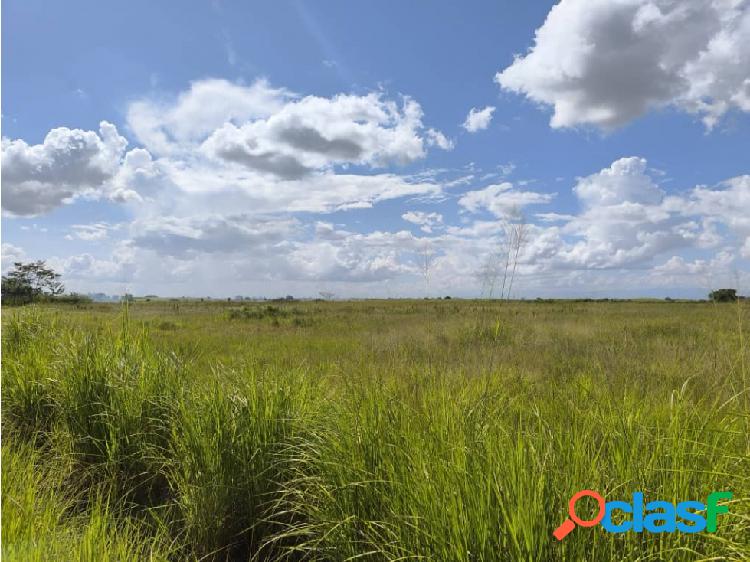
[1,122,133,216]
[535,157,686,268]
[152,161,440,215]
[107,148,158,203]
[496,0,750,130]
[285,239,413,283]
[462,106,496,132]
[200,93,434,175]
[574,157,663,206]
[130,215,298,258]
[522,158,750,272]
[536,212,576,223]
[3,74,746,298]
[650,250,742,291]
[1,243,25,273]
[117,80,450,217]
[66,223,117,241]
[426,128,455,150]
[54,247,136,282]
[127,78,292,155]
[402,211,444,233]
[128,80,448,178]
[3,79,450,228]
[653,250,735,276]
[107,218,428,287]
[459,181,554,218]
[667,174,750,256]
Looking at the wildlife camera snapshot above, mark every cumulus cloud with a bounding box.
[123,217,427,285]
[462,106,496,132]
[3,79,451,223]
[459,182,555,218]
[496,0,750,130]
[200,93,436,176]
[650,250,741,290]
[108,148,158,203]
[1,122,132,215]
[118,80,451,216]
[127,78,292,154]
[54,248,136,282]
[668,173,750,256]
[1,243,25,273]
[129,79,450,180]
[574,156,663,206]
[286,239,413,282]
[522,158,750,271]
[0,83,425,266]
[653,250,735,276]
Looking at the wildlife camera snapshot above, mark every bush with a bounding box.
[709,288,738,302]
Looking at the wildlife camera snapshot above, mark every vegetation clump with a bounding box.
[228,304,289,320]
[710,288,739,302]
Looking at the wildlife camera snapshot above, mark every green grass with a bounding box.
[2,299,749,560]
[2,438,173,561]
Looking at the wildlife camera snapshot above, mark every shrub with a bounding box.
[709,288,738,302]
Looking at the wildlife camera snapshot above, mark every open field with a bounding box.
[2,299,749,561]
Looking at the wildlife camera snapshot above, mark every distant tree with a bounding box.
[2,261,64,305]
[709,288,737,302]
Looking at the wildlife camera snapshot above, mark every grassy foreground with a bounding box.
[2,299,749,561]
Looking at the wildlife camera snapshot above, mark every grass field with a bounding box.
[2,299,749,561]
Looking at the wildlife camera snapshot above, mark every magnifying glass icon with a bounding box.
[553,489,605,541]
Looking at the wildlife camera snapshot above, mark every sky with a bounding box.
[2,0,749,299]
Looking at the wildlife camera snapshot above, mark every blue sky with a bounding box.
[2,0,749,298]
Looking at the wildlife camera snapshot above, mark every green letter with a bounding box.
[706,491,732,532]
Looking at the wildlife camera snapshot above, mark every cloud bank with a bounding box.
[3,77,747,297]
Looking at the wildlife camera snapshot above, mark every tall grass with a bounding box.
[2,439,173,561]
[2,300,749,560]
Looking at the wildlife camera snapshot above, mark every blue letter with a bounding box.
[643,501,676,533]
[632,492,644,532]
[676,501,706,533]
[602,501,632,533]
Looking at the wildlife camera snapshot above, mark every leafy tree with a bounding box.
[2,261,64,305]
[709,288,737,302]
